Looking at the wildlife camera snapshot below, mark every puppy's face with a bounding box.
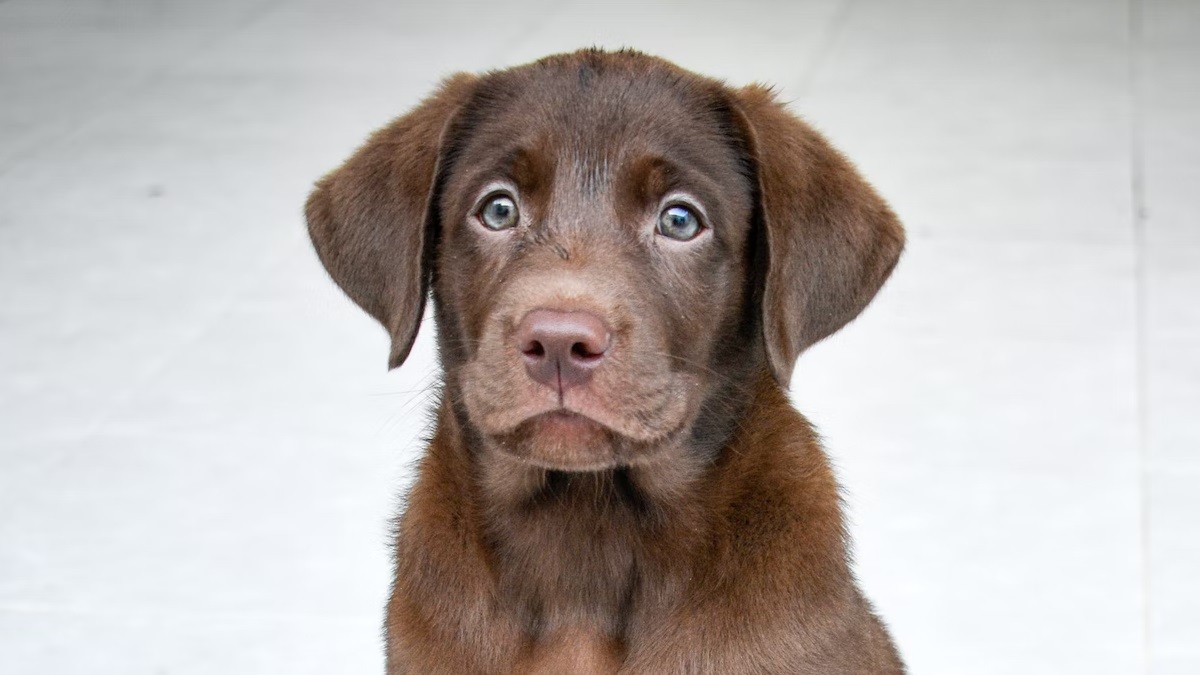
[435,67,756,470]
[306,51,904,473]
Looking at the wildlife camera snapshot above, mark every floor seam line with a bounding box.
[793,0,857,100]
[1128,0,1152,673]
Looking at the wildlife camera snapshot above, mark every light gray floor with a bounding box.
[1,0,1197,673]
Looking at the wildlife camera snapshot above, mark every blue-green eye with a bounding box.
[479,194,518,230]
[657,204,703,241]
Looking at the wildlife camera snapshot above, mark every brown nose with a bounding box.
[515,309,610,391]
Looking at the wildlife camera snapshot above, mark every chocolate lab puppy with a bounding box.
[306,49,905,674]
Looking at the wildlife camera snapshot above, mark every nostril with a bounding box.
[570,341,604,361]
[523,340,546,359]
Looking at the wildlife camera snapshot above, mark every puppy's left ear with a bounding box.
[305,73,477,369]
[730,84,905,386]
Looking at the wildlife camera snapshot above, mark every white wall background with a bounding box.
[1,0,1197,673]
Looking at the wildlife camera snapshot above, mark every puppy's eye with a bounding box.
[657,204,703,241]
[479,194,519,230]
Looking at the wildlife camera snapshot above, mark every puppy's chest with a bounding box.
[497,520,652,674]
[489,480,677,641]
[496,507,643,629]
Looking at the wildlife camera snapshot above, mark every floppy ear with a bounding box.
[731,84,905,386]
[305,73,477,369]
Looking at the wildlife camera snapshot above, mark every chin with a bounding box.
[494,410,626,472]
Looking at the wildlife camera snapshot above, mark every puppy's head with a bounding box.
[307,50,903,471]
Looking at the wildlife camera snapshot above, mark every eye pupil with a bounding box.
[657,205,701,241]
[480,195,518,230]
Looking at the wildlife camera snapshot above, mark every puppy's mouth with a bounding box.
[469,388,694,472]
[529,408,604,434]
[470,383,689,444]
[484,407,615,471]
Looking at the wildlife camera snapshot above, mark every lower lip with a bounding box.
[519,410,615,470]
[535,410,601,435]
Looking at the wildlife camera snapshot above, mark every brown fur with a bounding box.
[306,49,906,673]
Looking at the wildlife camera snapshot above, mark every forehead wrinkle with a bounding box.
[542,155,621,241]
[570,143,615,197]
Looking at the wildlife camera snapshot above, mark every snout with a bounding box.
[459,291,698,459]
[515,308,610,392]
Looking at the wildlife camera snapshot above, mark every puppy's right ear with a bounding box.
[305,74,477,369]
